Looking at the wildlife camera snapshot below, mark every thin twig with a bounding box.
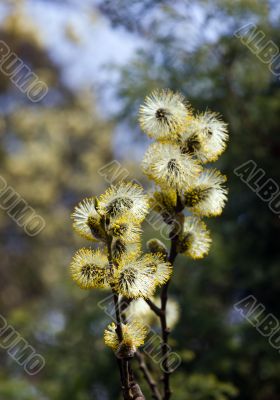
[130,382,146,399]
[105,226,133,400]
[120,297,146,400]
[129,364,146,400]
[160,194,183,400]
[112,284,132,398]
[145,298,162,317]
[136,351,162,400]
[160,245,177,400]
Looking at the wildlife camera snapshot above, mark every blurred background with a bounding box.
[0,0,279,399]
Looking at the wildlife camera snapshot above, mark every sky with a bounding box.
[0,0,239,159]
[2,0,279,100]
[0,0,228,98]
[0,0,146,159]
[25,0,143,99]
[0,0,143,114]
[2,0,278,159]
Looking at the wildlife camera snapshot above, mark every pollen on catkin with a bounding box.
[142,142,202,191]
[111,240,141,262]
[178,111,229,163]
[184,169,228,217]
[72,197,104,241]
[177,217,212,259]
[97,181,149,222]
[139,89,190,140]
[109,217,142,243]
[70,248,110,289]
[104,320,148,355]
[115,252,172,299]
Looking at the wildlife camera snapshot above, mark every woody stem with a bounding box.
[105,229,132,400]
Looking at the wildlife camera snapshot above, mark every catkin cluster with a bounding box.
[70,89,228,356]
[139,89,229,259]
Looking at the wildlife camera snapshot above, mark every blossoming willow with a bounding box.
[70,88,228,400]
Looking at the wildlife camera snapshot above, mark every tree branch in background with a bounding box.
[136,351,162,400]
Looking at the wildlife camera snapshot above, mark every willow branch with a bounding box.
[112,280,131,398]
[136,351,162,400]
[105,229,132,400]
[145,298,162,317]
[160,239,178,400]
[160,195,183,400]
[130,382,146,400]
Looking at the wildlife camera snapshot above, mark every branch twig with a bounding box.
[135,351,162,400]
[160,194,183,400]
[105,228,133,400]
[145,298,162,317]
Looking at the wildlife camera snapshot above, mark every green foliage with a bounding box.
[99,1,280,399]
[1,1,279,399]
[0,379,45,400]
[172,374,238,400]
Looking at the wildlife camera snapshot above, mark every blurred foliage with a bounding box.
[98,0,280,399]
[0,3,121,400]
[172,373,238,400]
[0,0,280,400]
